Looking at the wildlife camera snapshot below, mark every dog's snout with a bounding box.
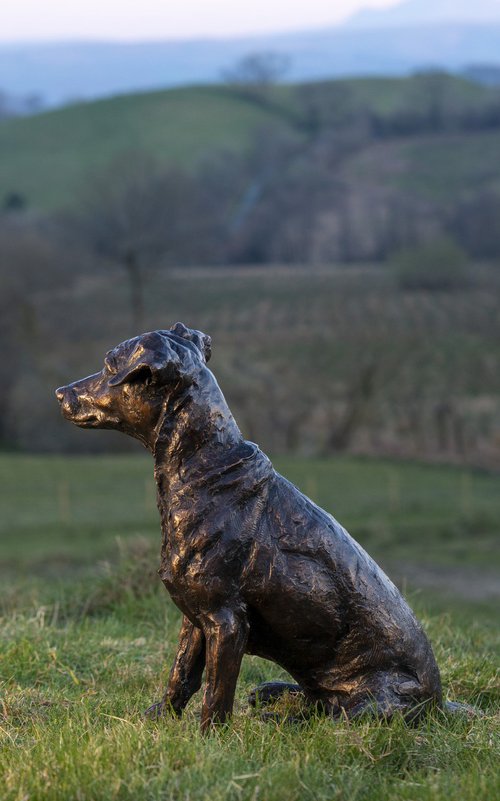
[55,384,79,419]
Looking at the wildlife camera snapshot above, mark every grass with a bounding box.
[2,454,499,573]
[0,454,499,800]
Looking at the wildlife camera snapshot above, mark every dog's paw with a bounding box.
[444,700,484,718]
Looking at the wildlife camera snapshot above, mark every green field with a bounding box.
[0,86,297,210]
[1,454,498,800]
[0,83,303,211]
[1,75,500,210]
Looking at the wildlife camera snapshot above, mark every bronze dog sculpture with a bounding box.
[56,323,443,731]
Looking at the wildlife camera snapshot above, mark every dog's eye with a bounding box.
[128,366,153,386]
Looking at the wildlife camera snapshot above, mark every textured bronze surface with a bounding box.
[56,323,443,731]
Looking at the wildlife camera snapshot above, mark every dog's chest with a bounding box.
[158,524,235,617]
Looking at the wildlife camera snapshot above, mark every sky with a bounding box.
[0,0,400,42]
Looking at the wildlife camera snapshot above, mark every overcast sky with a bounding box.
[0,0,400,42]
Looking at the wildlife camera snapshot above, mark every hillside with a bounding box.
[0,86,297,210]
[1,74,499,211]
[345,129,500,201]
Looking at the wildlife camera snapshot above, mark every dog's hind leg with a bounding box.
[144,616,205,720]
[335,670,441,723]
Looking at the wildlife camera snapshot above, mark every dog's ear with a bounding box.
[170,321,212,363]
[108,333,199,387]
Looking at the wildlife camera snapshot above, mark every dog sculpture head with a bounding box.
[55,323,211,448]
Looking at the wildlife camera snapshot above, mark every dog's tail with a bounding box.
[443,700,483,717]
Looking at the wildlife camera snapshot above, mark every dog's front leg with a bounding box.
[199,607,249,733]
[144,615,205,719]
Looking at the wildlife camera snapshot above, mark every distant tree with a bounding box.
[222,51,290,86]
[191,125,304,265]
[414,71,451,132]
[294,82,357,137]
[74,153,207,330]
[0,219,76,447]
[3,192,27,213]
[323,362,378,453]
[221,52,290,103]
[389,237,470,291]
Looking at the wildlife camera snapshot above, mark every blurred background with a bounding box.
[1,0,499,606]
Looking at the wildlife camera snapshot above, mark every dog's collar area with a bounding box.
[163,440,273,496]
[192,441,273,492]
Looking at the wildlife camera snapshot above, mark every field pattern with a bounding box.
[21,265,500,465]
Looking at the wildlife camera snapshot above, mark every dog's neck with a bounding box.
[152,366,243,497]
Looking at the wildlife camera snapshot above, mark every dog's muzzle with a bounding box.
[55,384,104,427]
[55,385,80,420]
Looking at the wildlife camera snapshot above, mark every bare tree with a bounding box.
[223,51,290,87]
[0,218,77,446]
[73,153,202,331]
[221,52,291,104]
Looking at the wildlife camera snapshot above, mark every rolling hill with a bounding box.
[1,75,500,211]
[0,86,298,210]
